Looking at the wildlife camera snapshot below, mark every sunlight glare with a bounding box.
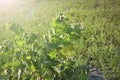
[0,0,18,8]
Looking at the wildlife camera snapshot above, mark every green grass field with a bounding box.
[0,0,120,80]
[0,0,120,40]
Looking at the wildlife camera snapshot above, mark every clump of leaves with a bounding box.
[42,13,87,80]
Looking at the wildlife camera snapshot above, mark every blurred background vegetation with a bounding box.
[0,0,119,42]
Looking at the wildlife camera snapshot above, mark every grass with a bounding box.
[0,0,120,79]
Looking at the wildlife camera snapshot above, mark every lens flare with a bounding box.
[0,0,18,8]
[0,0,12,5]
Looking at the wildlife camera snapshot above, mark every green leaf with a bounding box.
[48,50,57,59]
[31,64,36,71]
[16,40,25,47]
[26,56,31,60]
